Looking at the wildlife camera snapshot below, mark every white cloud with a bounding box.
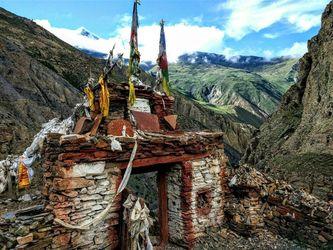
[279,42,308,57]
[220,47,239,60]
[180,15,204,25]
[220,0,328,40]
[35,19,225,62]
[263,33,279,39]
[287,14,321,32]
[263,50,274,58]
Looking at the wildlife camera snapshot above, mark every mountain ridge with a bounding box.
[169,57,298,120]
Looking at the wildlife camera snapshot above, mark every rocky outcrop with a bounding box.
[242,1,333,198]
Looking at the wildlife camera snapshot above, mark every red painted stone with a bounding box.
[164,115,178,130]
[53,178,94,191]
[52,233,71,247]
[62,190,79,198]
[90,114,103,136]
[53,208,71,217]
[107,119,134,137]
[49,193,67,202]
[131,111,160,132]
[93,151,108,158]
[17,233,33,245]
[54,165,73,178]
[95,140,109,149]
[53,201,74,209]
[73,117,89,134]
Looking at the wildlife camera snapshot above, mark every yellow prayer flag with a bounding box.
[18,161,30,189]
[98,75,110,117]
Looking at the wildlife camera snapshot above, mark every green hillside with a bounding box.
[169,58,298,121]
[254,58,299,93]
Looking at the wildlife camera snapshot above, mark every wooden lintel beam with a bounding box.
[118,153,209,169]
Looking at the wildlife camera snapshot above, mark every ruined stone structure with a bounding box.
[225,166,333,247]
[34,83,227,249]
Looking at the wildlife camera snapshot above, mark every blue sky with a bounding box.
[0,0,330,62]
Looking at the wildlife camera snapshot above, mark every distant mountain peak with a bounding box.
[77,27,99,40]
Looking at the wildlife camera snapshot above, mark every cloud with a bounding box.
[279,42,308,57]
[263,33,280,39]
[181,15,204,25]
[35,19,225,62]
[219,0,328,40]
[263,50,274,58]
[287,14,321,32]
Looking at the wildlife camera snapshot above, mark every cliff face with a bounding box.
[243,1,333,198]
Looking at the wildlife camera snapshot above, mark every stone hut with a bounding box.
[40,83,228,249]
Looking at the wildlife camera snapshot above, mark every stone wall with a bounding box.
[225,166,333,247]
[2,148,332,249]
[0,204,54,249]
[167,150,228,247]
[43,160,122,249]
[167,164,184,244]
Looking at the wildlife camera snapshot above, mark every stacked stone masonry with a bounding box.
[225,166,333,247]
[1,123,332,248]
[35,130,225,249]
[167,150,228,247]
[43,160,122,249]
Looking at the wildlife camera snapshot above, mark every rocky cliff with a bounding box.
[243,1,333,198]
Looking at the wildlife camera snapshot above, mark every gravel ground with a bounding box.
[166,228,308,250]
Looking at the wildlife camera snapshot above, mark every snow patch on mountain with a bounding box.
[77,27,100,40]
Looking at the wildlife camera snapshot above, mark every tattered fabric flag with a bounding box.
[128,0,141,105]
[157,19,171,96]
[83,85,95,111]
[128,78,136,106]
[98,75,110,117]
[18,161,30,189]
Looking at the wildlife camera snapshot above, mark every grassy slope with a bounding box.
[254,58,299,93]
[169,60,297,122]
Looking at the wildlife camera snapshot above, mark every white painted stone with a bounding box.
[82,201,97,209]
[191,160,205,167]
[212,159,220,165]
[98,180,110,186]
[91,204,103,211]
[81,194,103,201]
[80,188,88,194]
[129,98,151,113]
[71,162,105,177]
